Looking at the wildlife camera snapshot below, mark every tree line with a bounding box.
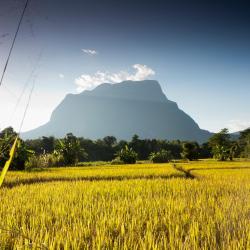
[0,127,250,170]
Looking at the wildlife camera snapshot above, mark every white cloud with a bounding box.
[227,120,250,132]
[82,49,98,56]
[75,64,155,92]
[59,74,64,79]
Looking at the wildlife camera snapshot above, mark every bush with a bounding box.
[0,127,33,170]
[55,133,88,165]
[149,150,173,163]
[25,154,64,170]
[116,146,137,164]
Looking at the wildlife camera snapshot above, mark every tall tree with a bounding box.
[239,128,250,158]
[181,142,200,161]
[103,136,117,147]
[208,128,232,161]
[41,136,55,154]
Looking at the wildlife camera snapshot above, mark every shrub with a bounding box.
[149,150,173,163]
[0,127,33,170]
[55,133,88,165]
[116,146,137,164]
[25,154,64,170]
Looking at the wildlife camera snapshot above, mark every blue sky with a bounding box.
[0,0,249,133]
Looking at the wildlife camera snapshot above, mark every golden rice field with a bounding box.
[0,161,249,249]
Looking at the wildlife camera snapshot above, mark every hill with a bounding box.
[22,80,211,142]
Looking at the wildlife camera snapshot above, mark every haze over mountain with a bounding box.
[22,80,211,142]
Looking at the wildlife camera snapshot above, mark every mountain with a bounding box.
[22,80,211,142]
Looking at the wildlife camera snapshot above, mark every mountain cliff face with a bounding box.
[22,80,211,142]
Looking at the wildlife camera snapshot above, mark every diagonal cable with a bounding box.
[0,0,30,87]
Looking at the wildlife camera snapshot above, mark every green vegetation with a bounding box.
[25,153,64,170]
[0,161,249,249]
[239,128,250,158]
[149,149,173,163]
[208,128,233,161]
[181,142,199,161]
[116,145,138,164]
[55,133,87,165]
[0,127,33,170]
[1,127,250,169]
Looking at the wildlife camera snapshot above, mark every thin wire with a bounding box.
[0,75,37,155]
[0,134,16,156]
[18,78,35,134]
[0,0,30,86]
[0,78,35,156]
[0,80,36,187]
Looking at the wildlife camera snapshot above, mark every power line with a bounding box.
[0,78,35,172]
[0,78,36,181]
[0,0,35,189]
[0,0,30,87]
[18,78,36,134]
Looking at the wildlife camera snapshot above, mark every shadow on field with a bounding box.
[4,174,188,188]
[172,164,195,179]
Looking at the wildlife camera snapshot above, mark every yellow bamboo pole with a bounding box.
[0,137,18,187]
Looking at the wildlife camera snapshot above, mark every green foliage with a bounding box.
[79,137,117,162]
[26,135,183,163]
[129,135,182,160]
[0,127,33,170]
[199,142,213,159]
[14,140,34,170]
[4,125,250,173]
[103,136,117,147]
[25,153,64,170]
[181,142,200,161]
[239,128,250,158]
[41,136,56,154]
[2,125,250,173]
[211,145,230,161]
[149,149,173,163]
[116,145,137,164]
[208,128,236,161]
[55,133,88,165]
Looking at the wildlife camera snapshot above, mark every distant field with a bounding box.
[4,163,184,187]
[0,161,249,249]
[175,160,250,179]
